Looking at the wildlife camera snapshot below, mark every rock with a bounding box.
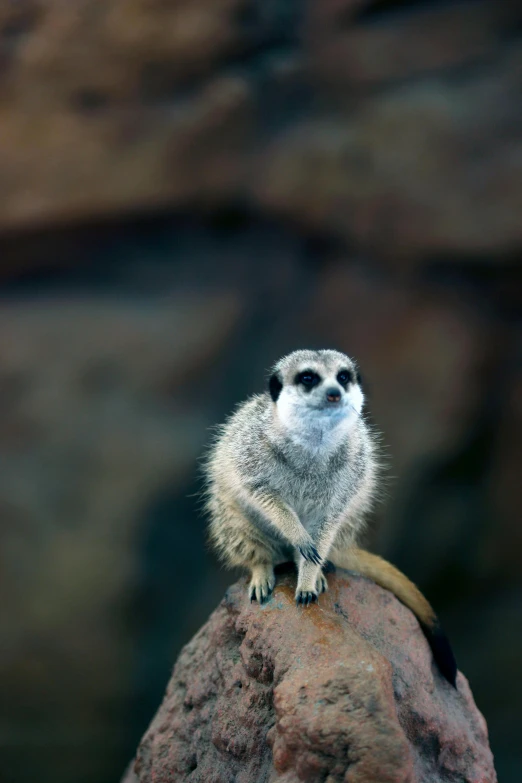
[0,0,253,228]
[255,47,522,261]
[125,567,496,783]
[1,0,522,262]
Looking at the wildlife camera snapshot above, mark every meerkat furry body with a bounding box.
[205,349,457,686]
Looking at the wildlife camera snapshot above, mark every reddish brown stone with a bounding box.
[0,0,251,228]
[125,569,496,783]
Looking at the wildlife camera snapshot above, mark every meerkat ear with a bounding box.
[268,372,283,402]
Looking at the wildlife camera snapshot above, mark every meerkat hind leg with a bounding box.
[249,562,276,604]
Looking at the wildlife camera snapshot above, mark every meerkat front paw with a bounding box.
[295,589,318,606]
[295,575,327,606]
[295,556,325,606]
[249,565,275,604]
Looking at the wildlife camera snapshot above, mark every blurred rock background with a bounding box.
[0,1,520,782]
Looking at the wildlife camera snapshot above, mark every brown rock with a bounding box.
[0,0,252,228]
[255,47,522,261]
[1,0,522,264]
[126,568,496,783]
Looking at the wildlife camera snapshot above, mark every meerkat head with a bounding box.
[268,349,364,434]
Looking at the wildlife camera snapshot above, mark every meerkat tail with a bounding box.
[332,547,457,687]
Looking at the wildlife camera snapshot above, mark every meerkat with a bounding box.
[204,349,457,686]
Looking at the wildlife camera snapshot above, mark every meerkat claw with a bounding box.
[250,585,272,603]
[316,573,328,594]
[249,573,275,604]
[261,584,274,604]
[299,543,322,566]
[295,590,318,606]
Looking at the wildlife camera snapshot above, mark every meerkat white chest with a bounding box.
[275,394,354,457]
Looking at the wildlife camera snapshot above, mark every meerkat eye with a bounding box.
[337,369,354,386]
[296,370,320,388]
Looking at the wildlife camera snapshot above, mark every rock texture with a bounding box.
[1,0,521,260]
[125,568,496,783]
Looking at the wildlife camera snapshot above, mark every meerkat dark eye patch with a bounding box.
[295,370,321,389]
[268,372,283,402]
[337,369,354,387]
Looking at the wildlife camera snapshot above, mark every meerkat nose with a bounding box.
[326,387,342,403]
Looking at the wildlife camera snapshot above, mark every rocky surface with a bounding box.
[1,0,521,261]
[124,567,496,783]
